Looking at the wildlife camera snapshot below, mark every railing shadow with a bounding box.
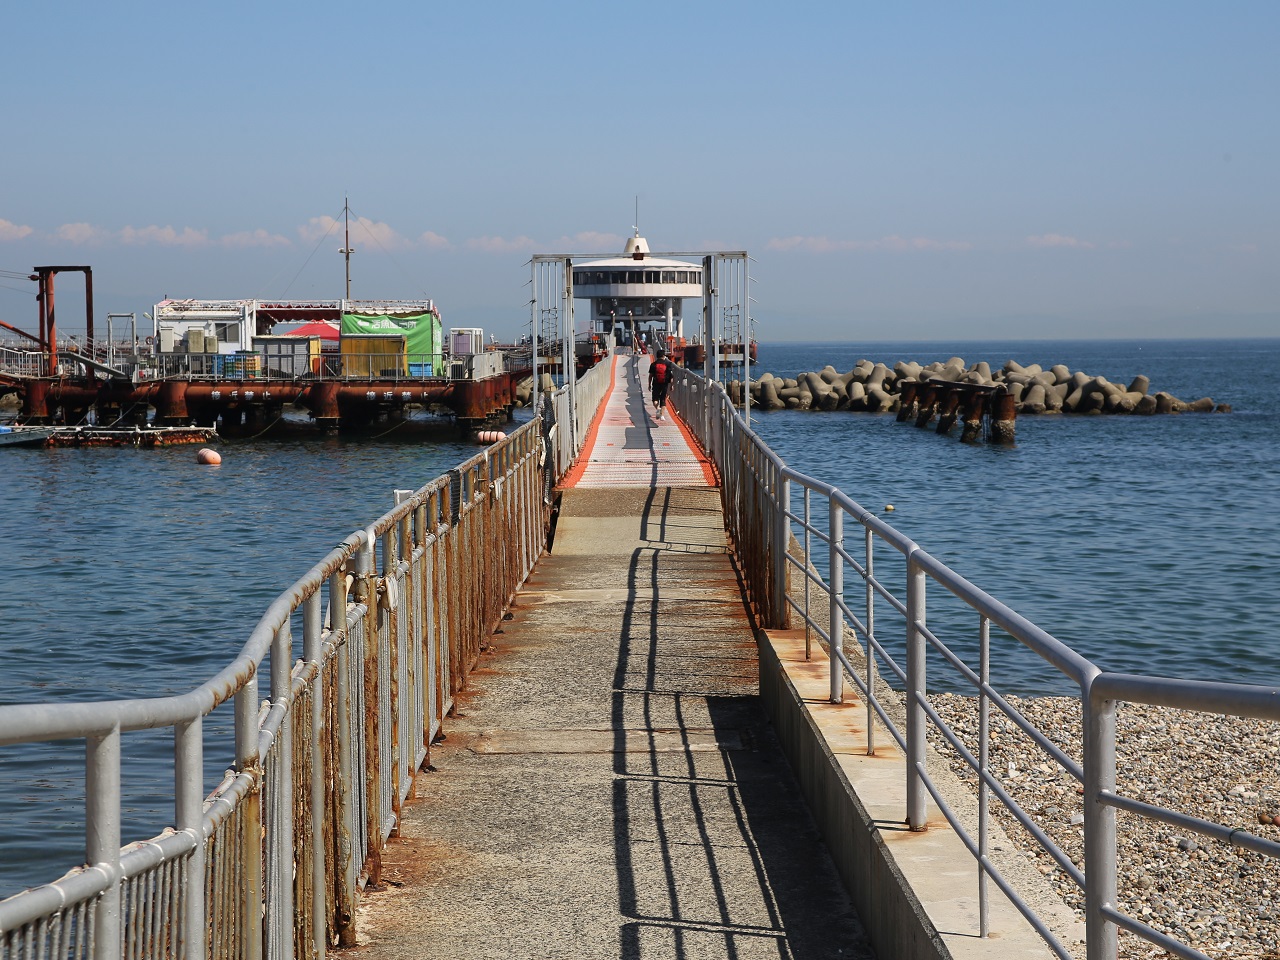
[608,487,871,959]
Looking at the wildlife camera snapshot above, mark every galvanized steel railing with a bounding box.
[670,367,1280,960]
[544,350,613,480]
[0,418,556,960]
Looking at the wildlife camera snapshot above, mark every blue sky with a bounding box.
[1,2,1276,340]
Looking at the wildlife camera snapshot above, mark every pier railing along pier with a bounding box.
[671,366,1280,960]
[0,354,605,960]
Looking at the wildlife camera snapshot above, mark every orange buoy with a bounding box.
[196,448,222,465]
[477,430,507,444]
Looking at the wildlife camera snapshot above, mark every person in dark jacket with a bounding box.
[648,351,671,421]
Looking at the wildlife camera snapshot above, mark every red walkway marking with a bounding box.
[560,355,716,489]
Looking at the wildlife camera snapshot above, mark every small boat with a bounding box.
[0,425,58,447]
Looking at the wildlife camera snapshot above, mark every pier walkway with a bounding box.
[354,355,874,958]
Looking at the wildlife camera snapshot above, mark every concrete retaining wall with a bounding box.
[756,627,1068,960]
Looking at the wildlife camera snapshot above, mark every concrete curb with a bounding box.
[757,627,1062,960]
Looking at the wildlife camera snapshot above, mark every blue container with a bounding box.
[408,362,433,377]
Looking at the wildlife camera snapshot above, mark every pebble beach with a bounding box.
[928,694,1280,960]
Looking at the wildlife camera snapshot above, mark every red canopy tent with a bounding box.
[281,321,340,341]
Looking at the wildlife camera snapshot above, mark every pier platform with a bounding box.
[353,355,874,958]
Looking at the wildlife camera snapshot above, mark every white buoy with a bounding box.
[885,504,895,512]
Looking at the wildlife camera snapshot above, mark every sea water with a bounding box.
[1,339,1277,893]
[746,339,1280,691]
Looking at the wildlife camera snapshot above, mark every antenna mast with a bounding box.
[339,197,354,299]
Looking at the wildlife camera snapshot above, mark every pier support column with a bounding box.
[22,379,50,423]
[308,381,341,433]
[156,380,190,425]
[914,383,939,428]
[990,390,1016,445]
[960,393,988,444]
[935,389,961,434]
[896,381,918,422]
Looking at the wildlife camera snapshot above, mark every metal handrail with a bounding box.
[669,365,1280,960]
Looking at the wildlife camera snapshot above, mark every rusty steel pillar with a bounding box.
[23,378,50,422]
[43,271,57,377]
[896,381,918,422]
[914,382,939,429]
[84,268,94,348]
[306,381,341,430]
[156,380,190,424]
[960,392,988,443]
[36,274,47,363]
[990,388,1017,444]
[935,388,962,434]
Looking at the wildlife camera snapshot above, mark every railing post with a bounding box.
[268,622,295,960]
[234,674,263,960]
[86,726,121,960]
[355,529,382,884]
[978,615,990,938]
[829,495,843,704]
[865,527,876,757]
[905,552,927,830]
[330,566,358,948]
[1084,685,1118,960]
[773,471,790,629]
[303,591,326,960]
[175,715,206,960]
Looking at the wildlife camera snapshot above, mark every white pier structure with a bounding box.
[569,232,703,351]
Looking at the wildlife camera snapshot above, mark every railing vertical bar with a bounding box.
[979,614,990,939]
[175,715,205,960]
[905,553,927,831]
[87,726,122,960]
[1084,691,1119,960]
[803,488,812,660]
[303,591,326,960]
[829,495,843,704]
[865,527,876,758]
[234,674,263,960]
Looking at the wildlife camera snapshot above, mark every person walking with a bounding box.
[648,350,671,421]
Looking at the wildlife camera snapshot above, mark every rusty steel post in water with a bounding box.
[990,388,1016,444]
[896,380,918,422]
[961,391,988,444]
[914,382,939,429]
[935,387,962,434]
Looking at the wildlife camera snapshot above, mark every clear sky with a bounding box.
[1,2,1276,341]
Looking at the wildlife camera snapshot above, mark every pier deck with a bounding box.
[354,356,874,958]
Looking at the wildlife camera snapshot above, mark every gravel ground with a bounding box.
[928,694,1280,960]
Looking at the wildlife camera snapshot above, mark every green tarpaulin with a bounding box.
[340,313,441,358]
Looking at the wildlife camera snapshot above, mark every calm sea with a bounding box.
[1,338,1277,892]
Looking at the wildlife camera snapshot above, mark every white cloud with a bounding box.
[54,222,109,245]
[1026,233,1094,249]
[119,225,209,247]
[767,234,971,253]
[298,216,343,244]
[467,234,538,253]
[552,231,626,251]
[220,229,291,249]
[0,218,34,242]
[419,230,451,250]
[299,215,408,250]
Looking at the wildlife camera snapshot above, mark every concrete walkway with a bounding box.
[352,357,875,958]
